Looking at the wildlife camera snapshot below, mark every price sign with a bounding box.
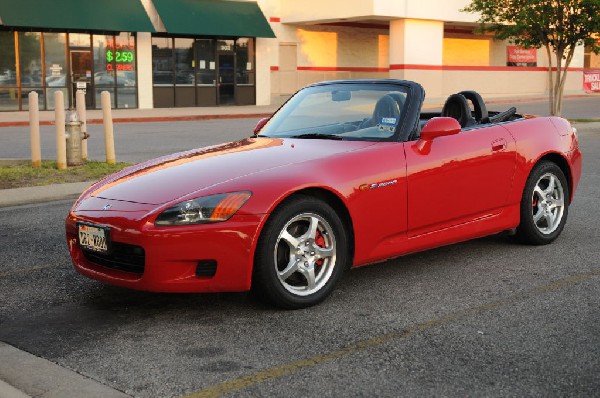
[106,50,134,63]
[105,39,135,72]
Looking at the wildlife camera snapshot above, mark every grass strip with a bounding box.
[0,160,131,190]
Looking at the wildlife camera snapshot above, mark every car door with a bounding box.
[404,124,516,237]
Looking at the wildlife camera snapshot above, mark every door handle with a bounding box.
[491,138,507,152]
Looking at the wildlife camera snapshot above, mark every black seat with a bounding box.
[385,92,406,112]
[441,93,476,128]
[360,94,402,130]
[458,90,489,124]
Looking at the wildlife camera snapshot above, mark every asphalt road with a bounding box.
[0,131,598,396]
[0,118,255,164]
[0,95,598,164]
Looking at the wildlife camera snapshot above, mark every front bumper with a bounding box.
[66,206,266,293]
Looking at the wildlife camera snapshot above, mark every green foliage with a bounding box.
[463,0,600,55]
[0,160,131,189]
[463,0,600,115]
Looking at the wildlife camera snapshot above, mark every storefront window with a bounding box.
[195,39,216,86]
[93,35,115,86]
[152,37,173,85]
[175,38,194,86]
[21,88,44,111]
[0,32,16,86]
[236,38,255,85]
[46,87,68,110]
[217,39,234,52]
[150,36,256,107]
[19,32,42,87]
[95,87,115,109]
[69,33,91,47]
[44,33,67,110]
[93,33,137,109]
[0,31,18,110]
[115,33,137,108]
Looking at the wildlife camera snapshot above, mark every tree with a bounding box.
[463,0,600,116]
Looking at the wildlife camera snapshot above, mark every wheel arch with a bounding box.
[252,186,356,276]
[278,187,354,265]
[534,152,573,203]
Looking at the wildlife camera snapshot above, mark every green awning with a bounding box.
[0,0,155,32]
[153,0,275,38]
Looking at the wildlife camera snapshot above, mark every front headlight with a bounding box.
[154,191,251,226]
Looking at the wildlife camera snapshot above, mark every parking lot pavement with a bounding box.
[0,128,598,397]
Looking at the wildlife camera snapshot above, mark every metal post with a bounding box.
[28,91,41,168]
[54,91,67,170]
[101,91,116,165]
[75,89,88,161]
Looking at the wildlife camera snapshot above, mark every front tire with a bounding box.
[253,196,349,309]
[515,161,569,245]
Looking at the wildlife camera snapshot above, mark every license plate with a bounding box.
[78,223,110,254]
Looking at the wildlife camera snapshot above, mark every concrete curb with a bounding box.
[0,379,30,398]
[0,342,130,398]
[0,181,94,208]
[0,112,273,128]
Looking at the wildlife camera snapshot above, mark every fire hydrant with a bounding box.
[65,110,88,166]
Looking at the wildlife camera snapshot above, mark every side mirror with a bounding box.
[420,117,461,140]
[253,117,270,135]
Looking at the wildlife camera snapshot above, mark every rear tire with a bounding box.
[514,161,569,245]
[252,195,349,309]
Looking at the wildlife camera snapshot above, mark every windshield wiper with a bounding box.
[292,133,343,140]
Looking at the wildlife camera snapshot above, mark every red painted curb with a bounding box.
[0,113,273,128]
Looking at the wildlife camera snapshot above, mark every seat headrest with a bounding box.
[458,90,489,124]
[441,94,475,128]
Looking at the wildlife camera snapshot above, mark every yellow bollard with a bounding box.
[28,92,41,168]
[54,91,67,170]
[101,91,116,165]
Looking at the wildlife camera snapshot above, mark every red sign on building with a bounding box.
[507,46,537,67]
[583,70,600,93]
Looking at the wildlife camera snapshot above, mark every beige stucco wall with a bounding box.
[280,0,478,24]
[295,25,389,68]
[442,70,584,99]
[270,23,391,96]
[256,0,587,104]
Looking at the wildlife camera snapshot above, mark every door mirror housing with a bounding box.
[420,117,461,140]
[253,117,270,135]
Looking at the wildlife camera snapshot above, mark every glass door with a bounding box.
[217,53,235,105]
[70,50,93,108]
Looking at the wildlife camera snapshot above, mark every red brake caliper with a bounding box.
[315,231,325,267]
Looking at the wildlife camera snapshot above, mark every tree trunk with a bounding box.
[556,46,576,116]
[545,45,555,116]
[552,48,565,116]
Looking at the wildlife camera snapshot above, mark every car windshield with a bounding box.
[259,83,409,141]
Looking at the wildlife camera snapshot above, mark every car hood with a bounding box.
[89,137,375,205]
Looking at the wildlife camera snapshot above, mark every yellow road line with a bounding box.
[183,268,600,398]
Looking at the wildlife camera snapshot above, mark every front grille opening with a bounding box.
[196,260,217,278]
[82,242,145,275]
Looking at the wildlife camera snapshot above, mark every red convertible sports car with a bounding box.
[66,79,582,309]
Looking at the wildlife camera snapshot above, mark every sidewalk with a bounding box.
[0,102,282,127]
[0,342,129,398]
[2,92,597,128]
